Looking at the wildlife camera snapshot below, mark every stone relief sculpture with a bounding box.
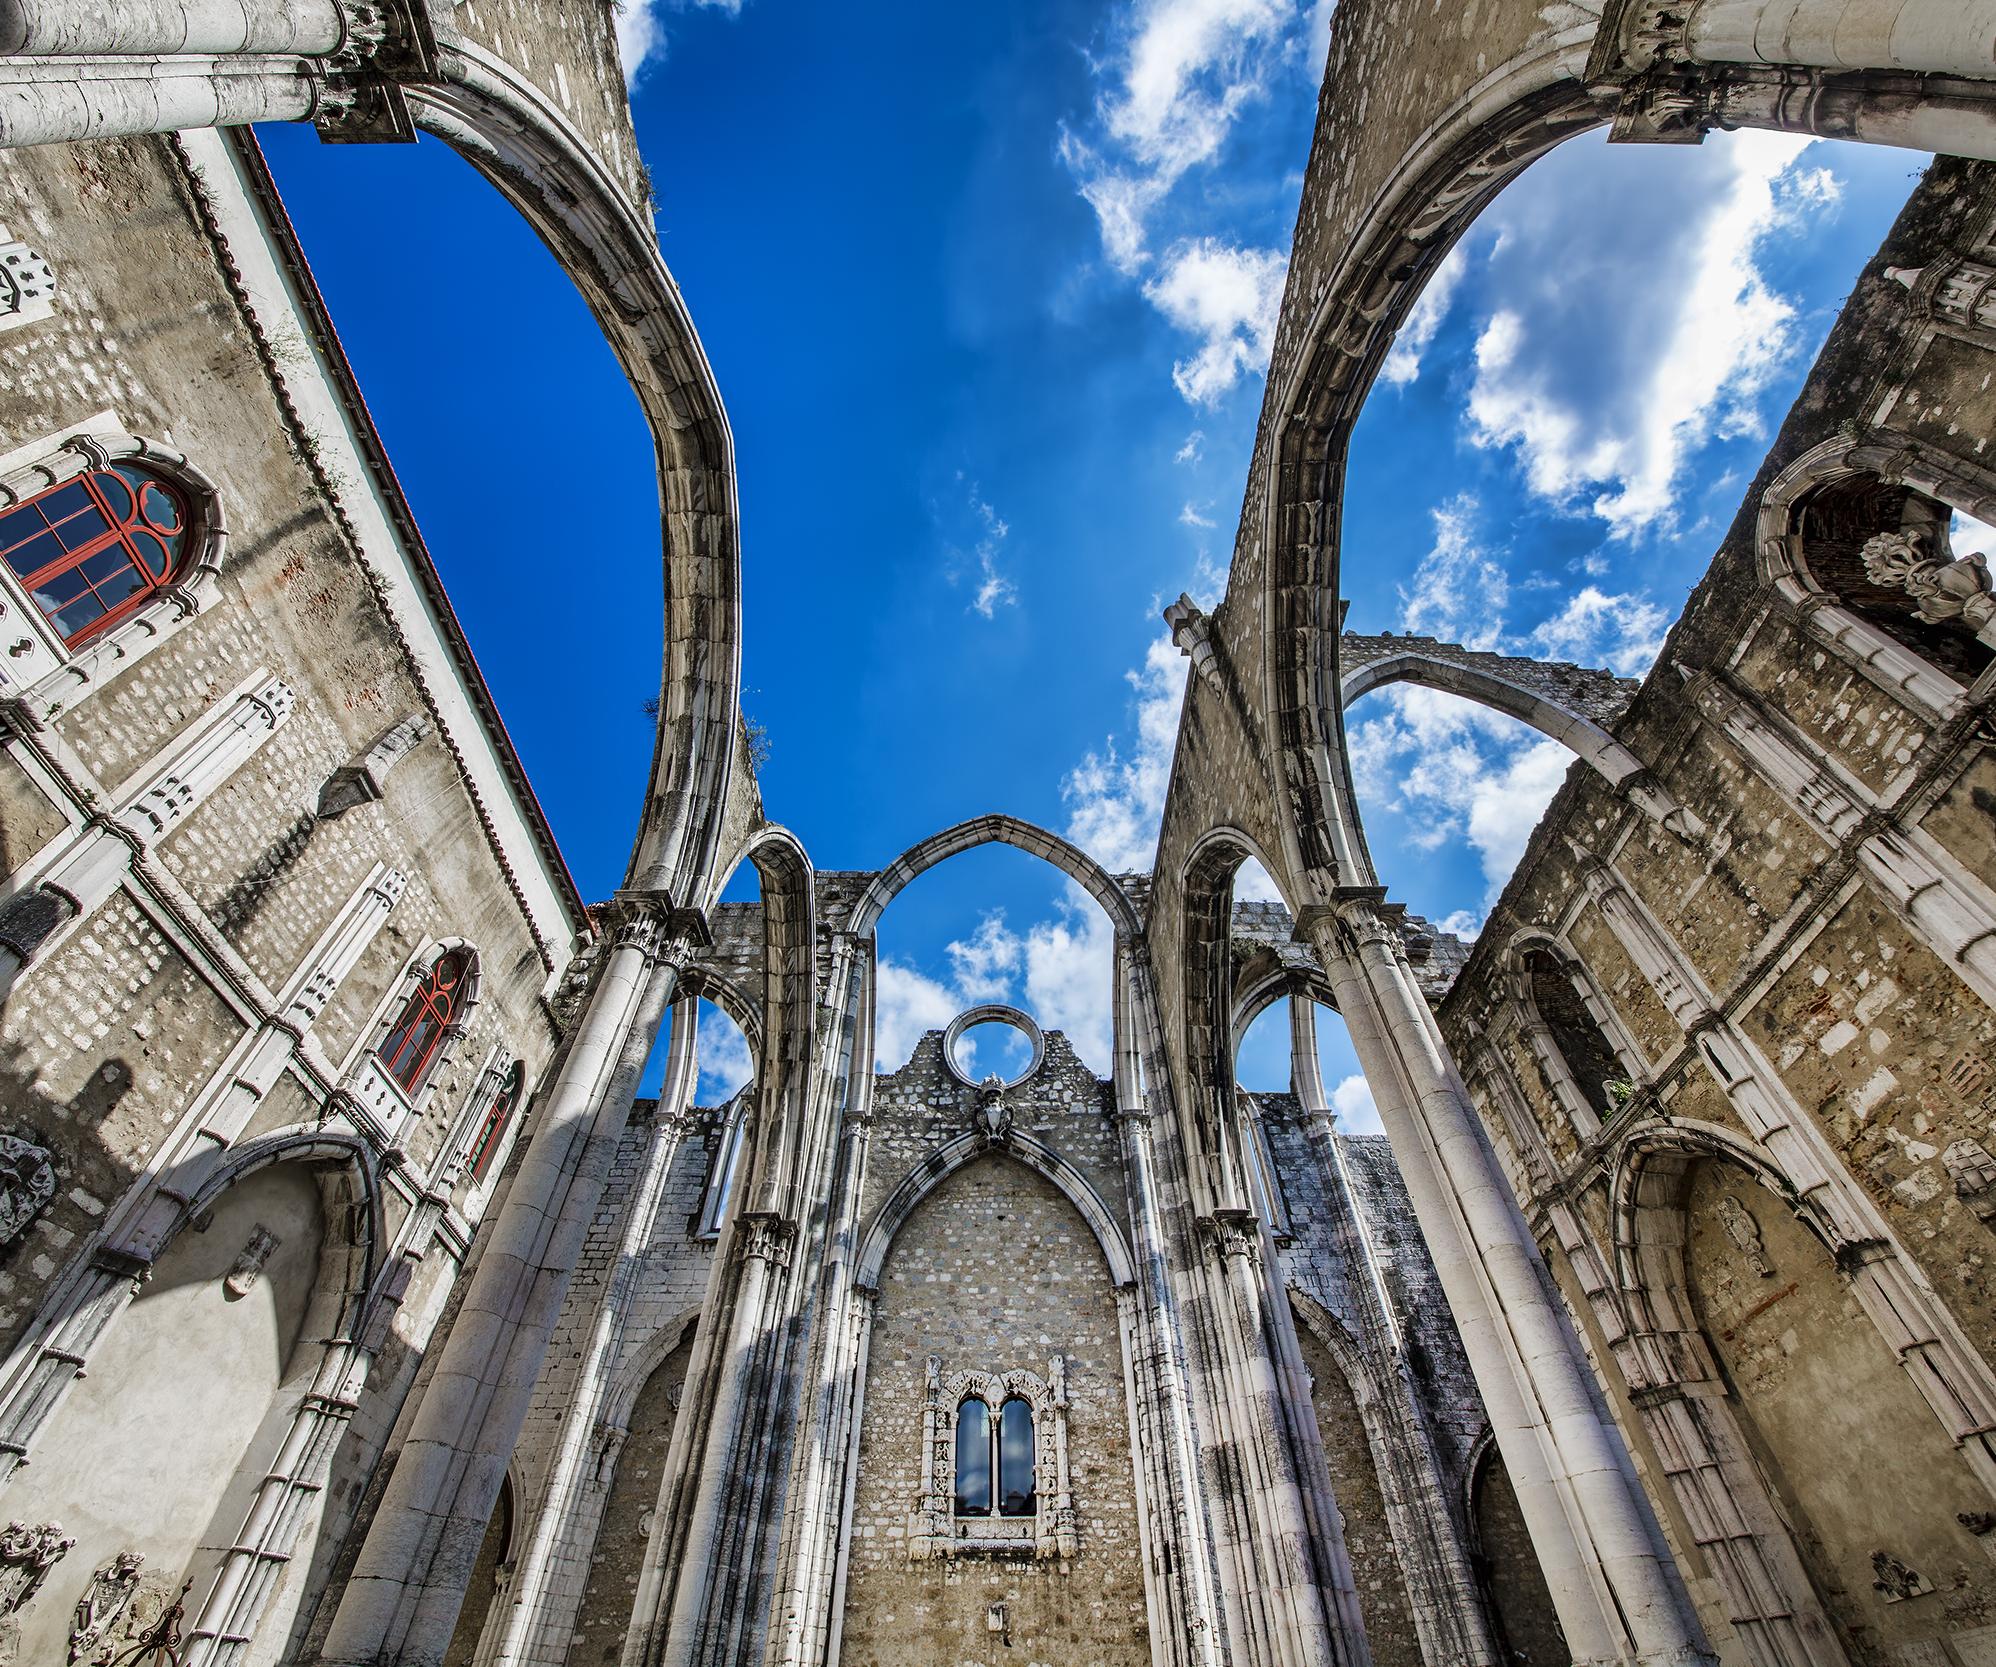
[0,1518,72,1664]
[0,1135,56,1247]
[223,1224,282,1300]
[1715,1193,1774,1280]
[68,1550,142,1663]
[1870,1550,1935,1603]
[1860,528,1996,646]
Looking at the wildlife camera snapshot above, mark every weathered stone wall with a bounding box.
[568,1328,695,1667]
[1684,1161,1996,1662]
[1293,1319,1422,1667]
[841,1152,1148,1667]
[0,121,583,1665]
[1436,158,1996,1667]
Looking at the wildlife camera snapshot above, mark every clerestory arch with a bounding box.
[851,813,1142,940]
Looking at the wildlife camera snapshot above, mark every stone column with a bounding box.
[0,0,345,55]
[320,899,687,1667]
[488,993,701,1667]
[1308,891,1713,1667]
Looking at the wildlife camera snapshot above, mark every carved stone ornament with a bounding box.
[1860,528,1996,639]
[0,1136,56,1248]
[223,1223,282,1300]
[0,1518,72,1664]
[67,1549,141,1664]
[1944,1139,1996,1228]
[1715,1193,1774,1279]
[973,1079,1012,1145]
[910,1357,1074,1562]
[79,1569,187,1666]
[1871,1549,1934,1602]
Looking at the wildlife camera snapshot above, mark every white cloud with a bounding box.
[696,1001,754,1103]
[948,912,1023,1003]
[1347,685,1572,914]
[1380,245,1466,388]
[1331,1073,1381,1135]
[1145,238,1288,405]
[874,957,963,1073]
[613,0,743,87]
[1528,585,1668,677]
[1063,635,1189,874]
[1175,429,1206,465]
[875,898,1116,1074]
[1179,500,1217,528]
[1066,0,1291,272]
[943,486,1019,619]
[1464,130,1838,538]
[1398,495,1508,650]
[1022,896,1117,1070]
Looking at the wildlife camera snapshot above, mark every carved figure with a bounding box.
[1871,1549,1933,1602]
[1860,528,1996,640]
[974,1079,1011,1144]
[1715,1193,1773,1279]
[68,1550,142,1664]
[223,1224,281,1300]
[0,1135,56,1246]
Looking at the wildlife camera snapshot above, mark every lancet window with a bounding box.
[0,466,187,647]
[380,948,473,1092]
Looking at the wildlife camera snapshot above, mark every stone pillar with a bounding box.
[1111,947,1228,1667]
[320,899,686,1667]
[1677,0,1996,79]
[1308,891,1713,1667]
[488,993,700,1667]
[0,60,319,147]
[1290,1095,1502,1667]
[0,0,345,56]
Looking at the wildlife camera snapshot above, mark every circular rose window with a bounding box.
[942,1004,1044,1090]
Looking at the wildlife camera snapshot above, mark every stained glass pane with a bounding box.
[138,482,182,535]
[997,1398,1035,1516]
[129,530,171,578]
[32,565,90,609]
[954,1399,991,1516]
[33,481,91,528]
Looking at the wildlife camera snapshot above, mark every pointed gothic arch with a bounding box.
[854,1132,1137,1294]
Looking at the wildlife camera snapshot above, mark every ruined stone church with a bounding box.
[1,2,1995,1665]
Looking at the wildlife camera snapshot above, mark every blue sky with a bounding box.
[259,0,1928,1119]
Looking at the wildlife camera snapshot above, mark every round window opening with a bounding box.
[942,1004,1044,1090]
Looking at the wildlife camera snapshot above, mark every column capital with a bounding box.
[1198,1208,1261,1264]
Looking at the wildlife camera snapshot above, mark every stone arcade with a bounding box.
[1,1,1995,1664]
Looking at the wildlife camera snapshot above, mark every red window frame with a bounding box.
[0,466,188,648]
[379,949,472,1093]
[467,1067,521,1180]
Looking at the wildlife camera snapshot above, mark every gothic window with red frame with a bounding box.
[0,465,188,647]
[380,948,473,1093]
[467,1062,523,1180]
